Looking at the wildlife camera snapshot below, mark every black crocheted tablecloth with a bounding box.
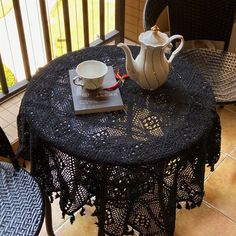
[17,45,221,236]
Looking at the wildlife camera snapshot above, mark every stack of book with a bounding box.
[69,66,124,115]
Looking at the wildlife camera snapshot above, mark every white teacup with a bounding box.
[73,60,108,90]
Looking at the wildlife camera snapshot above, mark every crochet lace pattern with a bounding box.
[17,45,221,236]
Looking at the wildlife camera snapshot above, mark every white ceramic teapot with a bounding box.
[118,25,184,90]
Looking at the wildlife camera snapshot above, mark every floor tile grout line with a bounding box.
[229,155,236,160]
[224,107,236,114]
[53,210,81,234]
[204,154,236,182]
[223,152,236,162]
[203,200,236,224]
[228,146,236,156]
[204,154,228,182]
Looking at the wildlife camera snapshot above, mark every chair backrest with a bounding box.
[0,126,19,169]
[143,0,236,51]
[0,126,45,236]
[0,126,14,158]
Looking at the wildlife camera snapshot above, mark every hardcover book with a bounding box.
[69,66,124,115]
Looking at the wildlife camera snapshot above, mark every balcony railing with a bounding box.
[0,0,125,103]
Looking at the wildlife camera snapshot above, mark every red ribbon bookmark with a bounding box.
[103,71,129,91]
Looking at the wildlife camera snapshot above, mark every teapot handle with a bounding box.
[164,35,184,64]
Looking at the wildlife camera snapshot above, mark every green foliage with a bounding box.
[50,0,115,57]
[0,65,16,93]
[0,0,13,18]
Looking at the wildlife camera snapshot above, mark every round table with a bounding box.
[17,45,221,236]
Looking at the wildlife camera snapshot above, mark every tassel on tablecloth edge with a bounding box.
[86,198,94,207]
[176,202,182,209]
[80,206,86,216]
[207,163,215,172]
[70,214,75,224]
[49,195,54,203]
[91,208,98,216]
[185,201,191,209]
[125,225,135,235]
[62,211,66,219]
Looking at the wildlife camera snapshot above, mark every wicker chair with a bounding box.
[0,126,54,236]
[143,0,236,105]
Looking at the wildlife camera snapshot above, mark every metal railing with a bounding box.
[0,0,125,103]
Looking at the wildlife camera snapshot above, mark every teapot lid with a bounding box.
[139,25,169,47]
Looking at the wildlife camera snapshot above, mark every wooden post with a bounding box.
[62,0,72,52]
[13,0,31,80]
[115,0,125,44]
[82,0,89,47]
[39,0,52,62]
[0,54,9,94]
[100,0,105,40]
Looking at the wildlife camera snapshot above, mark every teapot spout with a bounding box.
[117,43,137,80]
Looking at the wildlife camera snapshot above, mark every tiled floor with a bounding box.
[0,92,24,143]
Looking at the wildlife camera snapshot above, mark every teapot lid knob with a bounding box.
[151,25,160,32]
[139,25,169,47]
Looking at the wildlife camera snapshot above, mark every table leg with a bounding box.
[98,228,105,236]
[97,166,108,236]
[44,194,56,236]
